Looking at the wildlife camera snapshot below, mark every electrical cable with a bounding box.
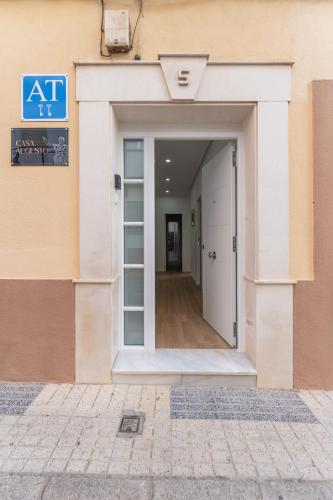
[130,0,143,50]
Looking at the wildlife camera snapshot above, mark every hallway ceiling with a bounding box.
[114,104,253,198]
[155,140,210,197]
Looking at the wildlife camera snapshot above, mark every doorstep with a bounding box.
[112,349,257,386]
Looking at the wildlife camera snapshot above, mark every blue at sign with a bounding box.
[22,74,68,121]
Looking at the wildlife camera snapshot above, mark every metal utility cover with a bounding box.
[117,410,145,437]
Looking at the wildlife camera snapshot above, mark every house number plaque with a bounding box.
[178,69,190,86]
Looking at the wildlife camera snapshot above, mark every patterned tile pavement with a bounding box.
[0,383,44,415]
[170,387,318,422]
[0,383,333,481]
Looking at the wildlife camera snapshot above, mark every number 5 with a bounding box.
[178,69,190,86]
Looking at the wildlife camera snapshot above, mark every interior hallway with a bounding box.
[155,272,231,349]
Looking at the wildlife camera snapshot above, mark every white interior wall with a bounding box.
[155,196,191,272]
[190,170,202,285]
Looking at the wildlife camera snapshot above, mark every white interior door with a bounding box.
[202,142,236,347]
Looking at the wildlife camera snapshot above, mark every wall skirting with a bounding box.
[0,280,75,382]
[75,282,112,384]
[294,80,333,389]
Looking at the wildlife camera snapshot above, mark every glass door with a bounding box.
[123,139,145,346]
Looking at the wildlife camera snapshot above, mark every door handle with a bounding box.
[208,251,216,260]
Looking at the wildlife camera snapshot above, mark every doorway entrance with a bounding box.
[76,59,292,387]
[166,214,182,271]
[155,139,237,349]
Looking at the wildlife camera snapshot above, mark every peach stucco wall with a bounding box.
[294,81,333,389]
[0,0,333,279]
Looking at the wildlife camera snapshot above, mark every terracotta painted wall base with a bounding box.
[0,280,75,382]
[294,81,333,389]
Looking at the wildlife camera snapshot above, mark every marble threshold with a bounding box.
[112,349,257,386]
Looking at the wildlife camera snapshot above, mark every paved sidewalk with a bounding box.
[1,474,333,500]
[0,383,333,484]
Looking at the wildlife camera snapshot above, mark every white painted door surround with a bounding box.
[75,55,294,388]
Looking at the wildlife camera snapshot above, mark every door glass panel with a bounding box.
[124,184,144,222]
[124,226,144,264]
[124,139,144,179]
[123,138,145,347]
[124,269,144,307]
[124,311,144,345]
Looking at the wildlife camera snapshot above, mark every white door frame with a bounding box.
[119,129,244,353]
[75,58,294,388]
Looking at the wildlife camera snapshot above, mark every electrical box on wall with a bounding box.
[104,10,130,53]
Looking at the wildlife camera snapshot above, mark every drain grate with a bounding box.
[117,410,145,437]
[120,416,140,433]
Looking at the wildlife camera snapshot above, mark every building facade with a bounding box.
[0,0,332,389]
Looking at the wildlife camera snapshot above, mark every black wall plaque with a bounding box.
[11,128,68,166]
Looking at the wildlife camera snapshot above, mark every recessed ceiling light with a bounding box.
[165,178,170,182]
[165,189,170,193]
[165,158,171,163]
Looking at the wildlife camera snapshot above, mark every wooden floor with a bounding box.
[155,272,231,349]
